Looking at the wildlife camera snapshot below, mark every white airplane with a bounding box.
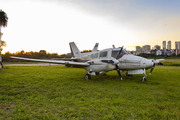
[11,42,164,82]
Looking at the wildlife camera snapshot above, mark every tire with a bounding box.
[85,74,91,80]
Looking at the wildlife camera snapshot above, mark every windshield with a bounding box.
[111,49,128,59]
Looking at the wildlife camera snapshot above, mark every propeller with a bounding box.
[116,46,124,59]
[115,46,124,80]
[116,65,122,80]
[149,63,155,75]
[149,59,164,75]
[158,62,164,65]
[101,46,124,80]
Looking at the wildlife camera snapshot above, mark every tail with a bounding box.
[69,42,81,57]
[92,43,99,52]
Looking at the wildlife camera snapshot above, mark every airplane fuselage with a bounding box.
[73,48,153,71]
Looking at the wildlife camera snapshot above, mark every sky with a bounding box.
[1,0,180,55]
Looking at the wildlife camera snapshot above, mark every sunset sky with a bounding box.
[1,0,180,54]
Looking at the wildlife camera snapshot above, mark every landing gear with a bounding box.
[85,74,91,80]
[141,69,147,82]
[141,77,147,82]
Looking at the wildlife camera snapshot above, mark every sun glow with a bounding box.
[1,0,180,54]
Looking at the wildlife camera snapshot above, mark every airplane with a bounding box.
[10,42,164,82]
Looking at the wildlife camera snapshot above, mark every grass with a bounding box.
[0,64,180,119]
[162,59,180,66]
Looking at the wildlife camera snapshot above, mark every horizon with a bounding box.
[2,40,177,55]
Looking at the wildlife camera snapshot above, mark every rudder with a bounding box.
[69,42,81,57]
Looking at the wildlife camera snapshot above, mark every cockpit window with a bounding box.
[111,49,128,59]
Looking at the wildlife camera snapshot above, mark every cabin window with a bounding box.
[91,54,94,58]
[100,51,108,57]
[88,55,91,59]
[94,53,99,58]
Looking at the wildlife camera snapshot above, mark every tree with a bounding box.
[0,9,8,68]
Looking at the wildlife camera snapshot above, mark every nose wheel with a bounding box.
[141,69,147,82]
[85,74,91,80]
[141,77,147,82]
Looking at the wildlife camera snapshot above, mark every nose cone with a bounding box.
[140,58,153,69]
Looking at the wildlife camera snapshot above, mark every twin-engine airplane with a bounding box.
[11,42,164,82]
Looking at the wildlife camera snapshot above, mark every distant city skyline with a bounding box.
[135,40,180,55]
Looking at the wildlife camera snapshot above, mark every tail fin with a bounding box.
[92,43,99,52]
[69,42,81,57]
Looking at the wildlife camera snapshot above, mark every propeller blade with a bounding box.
[158,62,164,65]
[116,65,122,80]
[149,63,156,75]
[116,46,124,59]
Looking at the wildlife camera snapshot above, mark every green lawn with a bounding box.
[0,65,180,119]
[162,59,180,66]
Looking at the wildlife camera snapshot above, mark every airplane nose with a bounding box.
[140,58,153,68]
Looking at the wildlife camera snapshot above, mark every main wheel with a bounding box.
[85,74,91,80]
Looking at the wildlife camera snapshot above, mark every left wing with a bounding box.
[10,56,89,67]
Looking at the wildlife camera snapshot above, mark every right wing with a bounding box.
[10,56,89,68]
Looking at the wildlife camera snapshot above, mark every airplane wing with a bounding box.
[51,58,78,61]
[10,56,89,67]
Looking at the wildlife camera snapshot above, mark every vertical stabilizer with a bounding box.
[92,43,99,52]
[69,42,81,57]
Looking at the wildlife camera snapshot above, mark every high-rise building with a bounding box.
[154,45,161,50]
[167,41,171,50]
[162,41,166,51]
[175,41,180,49]
[175,41,180,55]
[142,45,151,54]
[136,46,142,55]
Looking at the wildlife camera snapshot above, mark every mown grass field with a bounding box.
[0,62,180,119]
[163,59,180,66]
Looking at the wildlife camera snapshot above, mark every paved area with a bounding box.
[4,64,59,66]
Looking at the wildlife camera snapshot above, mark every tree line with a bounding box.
[2,49,93,62]
[2,50,63,62]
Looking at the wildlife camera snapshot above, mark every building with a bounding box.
[151,49,162,56]
[136,46,142,55]
[177,49,180,55]
[175,41,180,49]
[154,45,161,50]
[142,45,151,54]
[175,41,180,55]
[162,41,166,55]
[162,41,166,51]
[156,50,162,56]
[167,41,171,50]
